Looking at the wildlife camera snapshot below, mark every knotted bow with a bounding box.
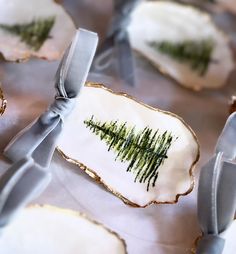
[0,29,98,228]
[94,0,142,86]
[196,112,236,254]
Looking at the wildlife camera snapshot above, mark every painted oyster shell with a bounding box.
[0,0,76,61]
[57,84,200,207]
[127,1,234,91]
[0,205,127,254]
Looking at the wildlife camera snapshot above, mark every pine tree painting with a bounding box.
[149,39,214,76]
[0,17,55,51]
[84,115,175,191]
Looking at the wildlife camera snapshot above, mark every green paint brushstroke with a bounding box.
[84,116,175,191]
[149,39,214,76]
[0,17,55,51]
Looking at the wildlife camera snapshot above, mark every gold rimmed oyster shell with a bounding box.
[57,83,200,208]
[0,204,127,254]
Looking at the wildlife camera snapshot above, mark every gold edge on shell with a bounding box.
[0,85,7,116]
[132,0,234,91]
[190,234,202,254]
[27,204,128,254]
[229,95,236,114]
[57,82,200,208]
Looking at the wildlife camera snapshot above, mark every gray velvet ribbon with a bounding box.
[94,0,142,86]
[196,112,236,254]
[0,28,98,228]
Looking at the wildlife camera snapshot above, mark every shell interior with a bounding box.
[57,84,199,207]
[0,205,127,254]
[127,1,234,90]
[0,0,76,61]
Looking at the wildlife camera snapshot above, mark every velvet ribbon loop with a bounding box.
[0,29,98,228]
[94,0,142,86]
[196,113,236,254]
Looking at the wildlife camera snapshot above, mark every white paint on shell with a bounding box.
[0,206,126,254]
[0,0,76,61]
[127,1,234,90]
[58,86,199,207]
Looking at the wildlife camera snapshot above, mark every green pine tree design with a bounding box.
[0,17,55,51]
[149,39,214,76]
[84,116,175,191]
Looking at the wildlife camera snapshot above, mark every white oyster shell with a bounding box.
[57,84,199,207]
[0,0,76,61]
[127,1,234,91]
[0,205,127,254]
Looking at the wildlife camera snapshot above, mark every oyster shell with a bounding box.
[0,205,127,254]
[57,83,200,207]
[127,1,234,91]
[0,0,76,61]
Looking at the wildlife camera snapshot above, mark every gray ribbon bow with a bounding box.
[94,0,142,86]
[0,28,98,228]
[196,112,236,254]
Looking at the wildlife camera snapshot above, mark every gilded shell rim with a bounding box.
[57,82,200,208]
[0,85,7,116]
[24,204,127,253]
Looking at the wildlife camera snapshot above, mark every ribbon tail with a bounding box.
[0,158,51,227]
[0,158,33,213]
[4,112,61,163]
[32,122,62,168]
[115,31,135,86]
[197,154,236,253]
[196,153,226,254]
[196,235,225,254]
[198,153,223,234]
[217,160,236,232]
[93,0,140,84]
[215,112,236,160]
[96,36,114,57]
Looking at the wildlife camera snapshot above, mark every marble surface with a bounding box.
[0,1,236,253]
